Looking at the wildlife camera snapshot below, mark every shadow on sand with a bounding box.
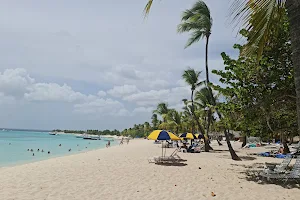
[155,162,188,167]
[231,163,300,189]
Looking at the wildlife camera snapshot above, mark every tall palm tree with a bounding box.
[231,0,300,148]
[177,1,213,84]
[153,102,169,123]
[182,68,211,151]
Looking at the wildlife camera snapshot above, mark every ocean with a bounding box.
[0,130,116,167]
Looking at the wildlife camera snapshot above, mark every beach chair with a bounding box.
[148,149,181,164]
[263,156,292,174]
[284,157,300,183]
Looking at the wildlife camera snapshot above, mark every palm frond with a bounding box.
[185,30,205,48]
[143,0,154,18]
[230,0,286,59]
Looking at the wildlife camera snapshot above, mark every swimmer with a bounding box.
[48,151,50,154]
[77,144,79,146]
[41,149,44,152]
[27,149,30,151]
[68,149,71,152]
[30,149,33,152]
[32,153,35,156]
[37,149,40,152]
[9,143,11,145]
[59,144,61,147]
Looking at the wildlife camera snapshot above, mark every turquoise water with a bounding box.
[0,131,116,167]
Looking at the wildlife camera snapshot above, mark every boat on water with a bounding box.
[81,133,101,140]
[49,132,57,135]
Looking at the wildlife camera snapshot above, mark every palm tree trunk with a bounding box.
[224,129,241,160]
[205,35,210,84]
[287,1,300,137]
[216,109,241,160]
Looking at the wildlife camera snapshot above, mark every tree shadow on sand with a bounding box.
[219,155,256,161]
[210,149,240,153]
[155,162,188,167]
[235,164,300,189]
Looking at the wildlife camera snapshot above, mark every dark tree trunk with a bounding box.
[216,110,241,160]
[287,0,300,137]
[225,130,241,160]
[242,135,247,147]
[282,134,291,154]
[205,35,210,84]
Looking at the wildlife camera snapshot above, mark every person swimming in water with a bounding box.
[27,149,30,151]
[41,149,44,152]
[48,151,50,154]
[32,153,35,156]
[37,149,40,151]
[30,149,33,152]
[59,144,61,147]
[68,149,71,152]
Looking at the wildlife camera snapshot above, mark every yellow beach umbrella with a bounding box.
[179,133,197,139]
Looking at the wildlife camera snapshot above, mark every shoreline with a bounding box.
[1,139,299,200]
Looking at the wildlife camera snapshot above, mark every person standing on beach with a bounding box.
[120,138,123,145]
[126,138,129,144]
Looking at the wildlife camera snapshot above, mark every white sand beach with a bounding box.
[0,140,299,200]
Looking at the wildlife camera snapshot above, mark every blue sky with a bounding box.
[0,0,240,130]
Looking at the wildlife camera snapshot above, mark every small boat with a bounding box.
[49,132,57,135]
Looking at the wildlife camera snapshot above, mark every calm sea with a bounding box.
[0,130,116,167]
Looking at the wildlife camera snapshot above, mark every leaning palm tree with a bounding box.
[153,102,169,123]
[182,68,212,151]
[177,1,212,84]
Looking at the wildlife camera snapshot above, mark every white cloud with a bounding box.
[25,83,87,102]
[74,98,128,116]
[0,68,34,98]
[123,86,190,107]
[97,90,106,97]
[133,106,154,114]
[107,84,139,98]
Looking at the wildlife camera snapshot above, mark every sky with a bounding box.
[0,0,240,130]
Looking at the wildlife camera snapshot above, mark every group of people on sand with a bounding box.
[119,138,129,145]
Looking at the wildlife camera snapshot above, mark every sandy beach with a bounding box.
[0,140,299,200]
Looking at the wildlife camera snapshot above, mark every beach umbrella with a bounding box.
[179,133,197,139]
[148,130,180,141]
[148,130,180,157]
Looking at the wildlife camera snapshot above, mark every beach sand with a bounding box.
[0,140,299,200]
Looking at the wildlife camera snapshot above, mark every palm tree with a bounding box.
[151,114,159,129]
[195,87,216,136]
[231,0,300,152]
[153,102,169,123]
[177,1,212,84]
[182,98,195,133]
[166,109,182,135]
[182,68,212,151]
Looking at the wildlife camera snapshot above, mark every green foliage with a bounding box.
[213,12,296,140]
